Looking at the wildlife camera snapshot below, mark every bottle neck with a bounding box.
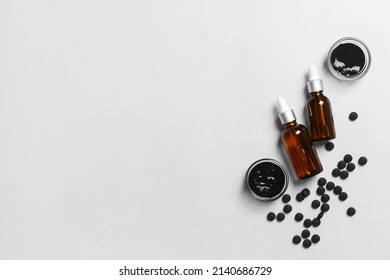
[310,90,324,97]
[283,120,297,129]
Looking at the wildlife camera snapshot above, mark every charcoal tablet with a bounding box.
[283,204,293,214]
[312,218,321,227]
[304,219,312,228]
[296,193,304,202]
[346,163,356,172]
[301,188,310,198]
[317,211,325,220]
[316,186,325,195]
[358,156,368,166]
[293,235,302,244]
[349,112,358,121]
[338,160,347,169]
[340,170,349,179]
[321,203,330,212]
[325,142,334,151]
[332,168,341,177]
[347,207,356,216]
[339,192,348,201]
[267,212,276,221]
[302,229,311,238]
[311,234,320,244]
[333,185,342,195]
[326,181,335,191]
[321,194,330,203]
[282,194,291,203]
[344,154,353,163]
[276,213,285,221]
[295,213,304,222]
[303,239,312,248]
[311,199,321,209]
[318,177,327,187]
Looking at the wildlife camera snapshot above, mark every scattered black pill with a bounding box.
[304,219,312,228]
[317,211,324,220]
[321,203,330,212]
[311,199,321,209]
[332,168,341,177]
[339,192,348,201]
[347,207,356,216]
[333,185,342,195]
[302,229,311,238]
[347,163,356,172]
[340,170,349,179]
[282,194,291,203]
[326,181,335,191]
[338,160,346,169]
[267,212,276,221]
[344,154,353,163]
[301,188,310,198]
[293,235,302,245]
[358,156,368,166]
[295,213,304,222]
[318,177,327,187]
[283,204,293,214]
[312,218,321,227]
[321,194,330,203]
[349,112,358,121]
[303,239,312,248]
[325,142,334,151]
[311,234,320,244]
[296,193,304,202]
[276,213,285,221]
[316,186,325,195]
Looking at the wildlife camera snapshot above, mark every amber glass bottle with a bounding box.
[306,65,336,141]
[277,97,323,179]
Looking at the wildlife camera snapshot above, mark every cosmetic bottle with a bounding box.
[277,97,323,179]
[306,65,336,141]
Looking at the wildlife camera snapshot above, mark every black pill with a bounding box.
[321,194,330,203]
[311,234,320,244]
[296,193,304,202]
[311,199,321,209]
[346,163,355,172]
[302,229,311,238]
[325,142,334,151]
[295,213,304,222]
[333,185,342,195]
[339,192,348,201]
[318,177,327,187]
[332,168,341,177]
[276,213,285,221]
[301,188,310,198]
[317,211,325,220]
[293,235,302,245]
[267,212,276,221]
[326,181,335,191]
[316,186,325,195]
[312,218,321,227]
[338,160,346,169]
[347,207,356,216]
[303,239,312,248]
[349,112,358,121]
[283,204,293,214]
[321,203,330,212]
[344,154,353,163]
[282,194,291,203]
[340,170,349,179]
[304,219,312,228]
[358,156,368,166]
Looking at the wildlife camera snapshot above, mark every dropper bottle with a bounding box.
[277,97,323,179]
[306,65,336,141]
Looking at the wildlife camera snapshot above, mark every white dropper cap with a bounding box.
[307,65,324,93]
[277,96,296,124]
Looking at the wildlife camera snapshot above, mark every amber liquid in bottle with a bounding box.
[306,91,336,141]
[281,120,323,179]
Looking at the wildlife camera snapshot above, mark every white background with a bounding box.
[0,0,389,259]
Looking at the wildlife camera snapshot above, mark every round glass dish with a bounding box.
[327,37,371,80]
[245,158,289,202]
